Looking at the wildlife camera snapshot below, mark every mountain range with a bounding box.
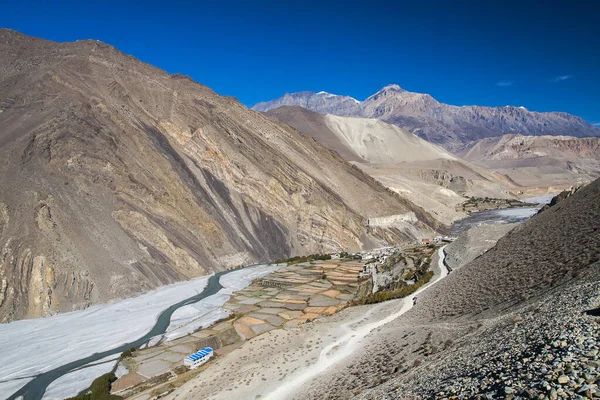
[0,30,440,321]
[253,85,600,151]
[266,106,522,225]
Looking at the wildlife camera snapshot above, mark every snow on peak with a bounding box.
[316,91,339,99]
[382,84,403,91]
[503,105,528,111]
[316,91,361,104]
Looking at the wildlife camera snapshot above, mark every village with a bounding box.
[109,240,450,399]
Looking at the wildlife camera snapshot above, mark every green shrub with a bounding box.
[118,347,135,360]
[354,271,434,305]
[275,253,332,265]
[66,372,122,400]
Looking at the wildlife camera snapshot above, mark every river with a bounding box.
[1,264,277,400]
[450,194,556,236]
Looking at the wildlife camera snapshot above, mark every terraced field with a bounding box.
[113,259,368,398]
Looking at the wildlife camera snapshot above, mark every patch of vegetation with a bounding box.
[275,253,331,265]
[173,365,187,375]
[66,372,122,400]
[339,251,362,260]
[119,347,136,360]
[459,196,537,212]
[379,251,405,272]
[353,271,434,305]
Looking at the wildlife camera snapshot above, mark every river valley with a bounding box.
[450,194,555,235]
[0,265,278,400]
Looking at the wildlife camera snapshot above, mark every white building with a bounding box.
[184,347,214,369]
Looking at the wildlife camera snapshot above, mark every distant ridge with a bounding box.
[456,133,600,187]
[253,86,600,151]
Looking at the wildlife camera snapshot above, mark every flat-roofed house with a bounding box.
[184,347,214,369]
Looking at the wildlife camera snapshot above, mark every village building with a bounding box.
[184,347,214,370]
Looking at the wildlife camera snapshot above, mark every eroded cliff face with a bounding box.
[459,134,600,161]
[0,30,439,321]
[457,134,600,188]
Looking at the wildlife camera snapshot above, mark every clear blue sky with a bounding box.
[1,0,599,124]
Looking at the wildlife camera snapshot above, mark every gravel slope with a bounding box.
[444,223,517,271]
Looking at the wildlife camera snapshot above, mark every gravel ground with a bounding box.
[444,223,516,271]
[359,266,600,399]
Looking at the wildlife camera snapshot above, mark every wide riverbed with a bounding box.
[450,194,555,235]
[0,264,278,400]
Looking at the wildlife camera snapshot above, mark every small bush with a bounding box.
[275,253,332,265]
[119,347,135,360]
[353,271,435,305]
[66,372,122,400]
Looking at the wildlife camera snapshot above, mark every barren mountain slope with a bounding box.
[267,106,456,164]
[457,134,600,187]
[254,85,600,151]
[295,178,600,400]
[266,106,517,224]
[443,223,517,271]
[264,106,364,162]
[0,30,440,322]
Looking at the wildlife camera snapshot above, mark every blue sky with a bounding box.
[1,0,599,124]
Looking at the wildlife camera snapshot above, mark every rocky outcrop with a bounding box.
[401,168,470,194]
[0,30,439,321]
[253,85,600,151]
[458,134,600,161]
[367,213,417,227]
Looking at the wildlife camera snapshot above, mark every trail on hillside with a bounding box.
[263,246,449,400]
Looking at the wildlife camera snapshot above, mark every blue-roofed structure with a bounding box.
[184,347,214,369]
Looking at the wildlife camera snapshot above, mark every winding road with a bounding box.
[262,246,449,400]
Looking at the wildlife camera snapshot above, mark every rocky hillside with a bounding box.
[295,178,600,400]
[0,30,440,322]
[443,223,517,271]
[457,134,600,188]
[266,106,518,225]
[254,85,600,151]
